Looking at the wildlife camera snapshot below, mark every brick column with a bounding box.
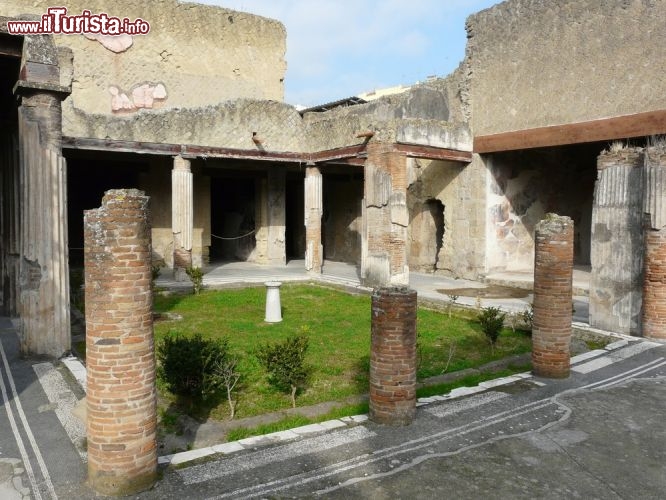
[304,164,323,273]
[84,189,157,496]
[369,287,417,425]
[532,214,574,378]
[642,144,666,340]
[362,143,409,287]
[172,155,193,281]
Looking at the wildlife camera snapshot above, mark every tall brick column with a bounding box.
[532,214,574,379]
[369,287,417,425]
[304,164,323,273]
[84,189,157,495]
[172,155,193,281]
[642,144,666,340]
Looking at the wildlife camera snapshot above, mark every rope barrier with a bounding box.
[210,229,256,241]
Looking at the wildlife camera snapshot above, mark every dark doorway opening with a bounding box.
[210,176,256,261]
[67,156,144,266]
[285,172,305,260]
[322,172,363,265]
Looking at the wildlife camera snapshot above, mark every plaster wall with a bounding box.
[485,147,597,273]
[465,0,666,135]
[2,0,286,118]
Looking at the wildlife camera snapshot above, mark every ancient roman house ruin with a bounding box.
[1,0,665,357]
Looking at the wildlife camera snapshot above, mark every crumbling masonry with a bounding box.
[1,0,666,358]
[84,189,157,495]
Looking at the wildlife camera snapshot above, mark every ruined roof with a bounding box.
[299,96,367,115]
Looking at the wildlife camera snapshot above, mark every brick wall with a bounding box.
[532,214,574,378]
[369,287,417,425]
[84,189,157,495]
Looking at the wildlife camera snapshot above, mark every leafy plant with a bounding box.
[256,334,311,408]
[156,333,231,404]
[185,266,204,294]
[521,303,534,333]
[151,263,163,286]
[478,306,506,352]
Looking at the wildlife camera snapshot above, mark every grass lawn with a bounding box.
[153,284,532,421]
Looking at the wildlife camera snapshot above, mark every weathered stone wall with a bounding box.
[3,0,286,116]
[407,156,486,279]
[589,148,644,335]
[65,99,306,152]
[304,79,472,153]
[485,146,597,272]
[465,0,666,135]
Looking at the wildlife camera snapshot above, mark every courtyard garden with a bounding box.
[152,283,533,423]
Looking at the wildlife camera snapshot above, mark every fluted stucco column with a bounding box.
[304,164,323,273]
[172,155,193,281]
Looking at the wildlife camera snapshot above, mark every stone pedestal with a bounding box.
[84,189,157,496]
[532,214,574,379]
[264,281,283,323]
[369,287,417,426]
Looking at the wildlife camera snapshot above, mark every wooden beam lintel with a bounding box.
[474,109,666,154]
[394,143,473,162]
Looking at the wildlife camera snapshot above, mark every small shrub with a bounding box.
[156,333,231,404]
[521,303,534,333]
[214,356,241,419]
[478,306,506,352]
[151,264,162,285]
[447,294,459,318]
[185,266,204,294]
[256,334,311,408]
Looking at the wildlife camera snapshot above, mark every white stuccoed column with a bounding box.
[304,164,323,273]
[172,155,193,281]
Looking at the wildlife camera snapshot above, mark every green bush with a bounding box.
[521,303,534,334]
[256,334,311,408]
[478,306,506,351]
[156,333,231,403]
[185,266,204,294]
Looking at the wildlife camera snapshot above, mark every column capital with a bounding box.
[173,155,191,171]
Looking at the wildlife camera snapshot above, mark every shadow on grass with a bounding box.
[352,354,370,395]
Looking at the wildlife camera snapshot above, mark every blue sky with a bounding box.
[200,0,500,107]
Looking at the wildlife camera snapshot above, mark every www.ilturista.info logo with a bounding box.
[7,7,150,35]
